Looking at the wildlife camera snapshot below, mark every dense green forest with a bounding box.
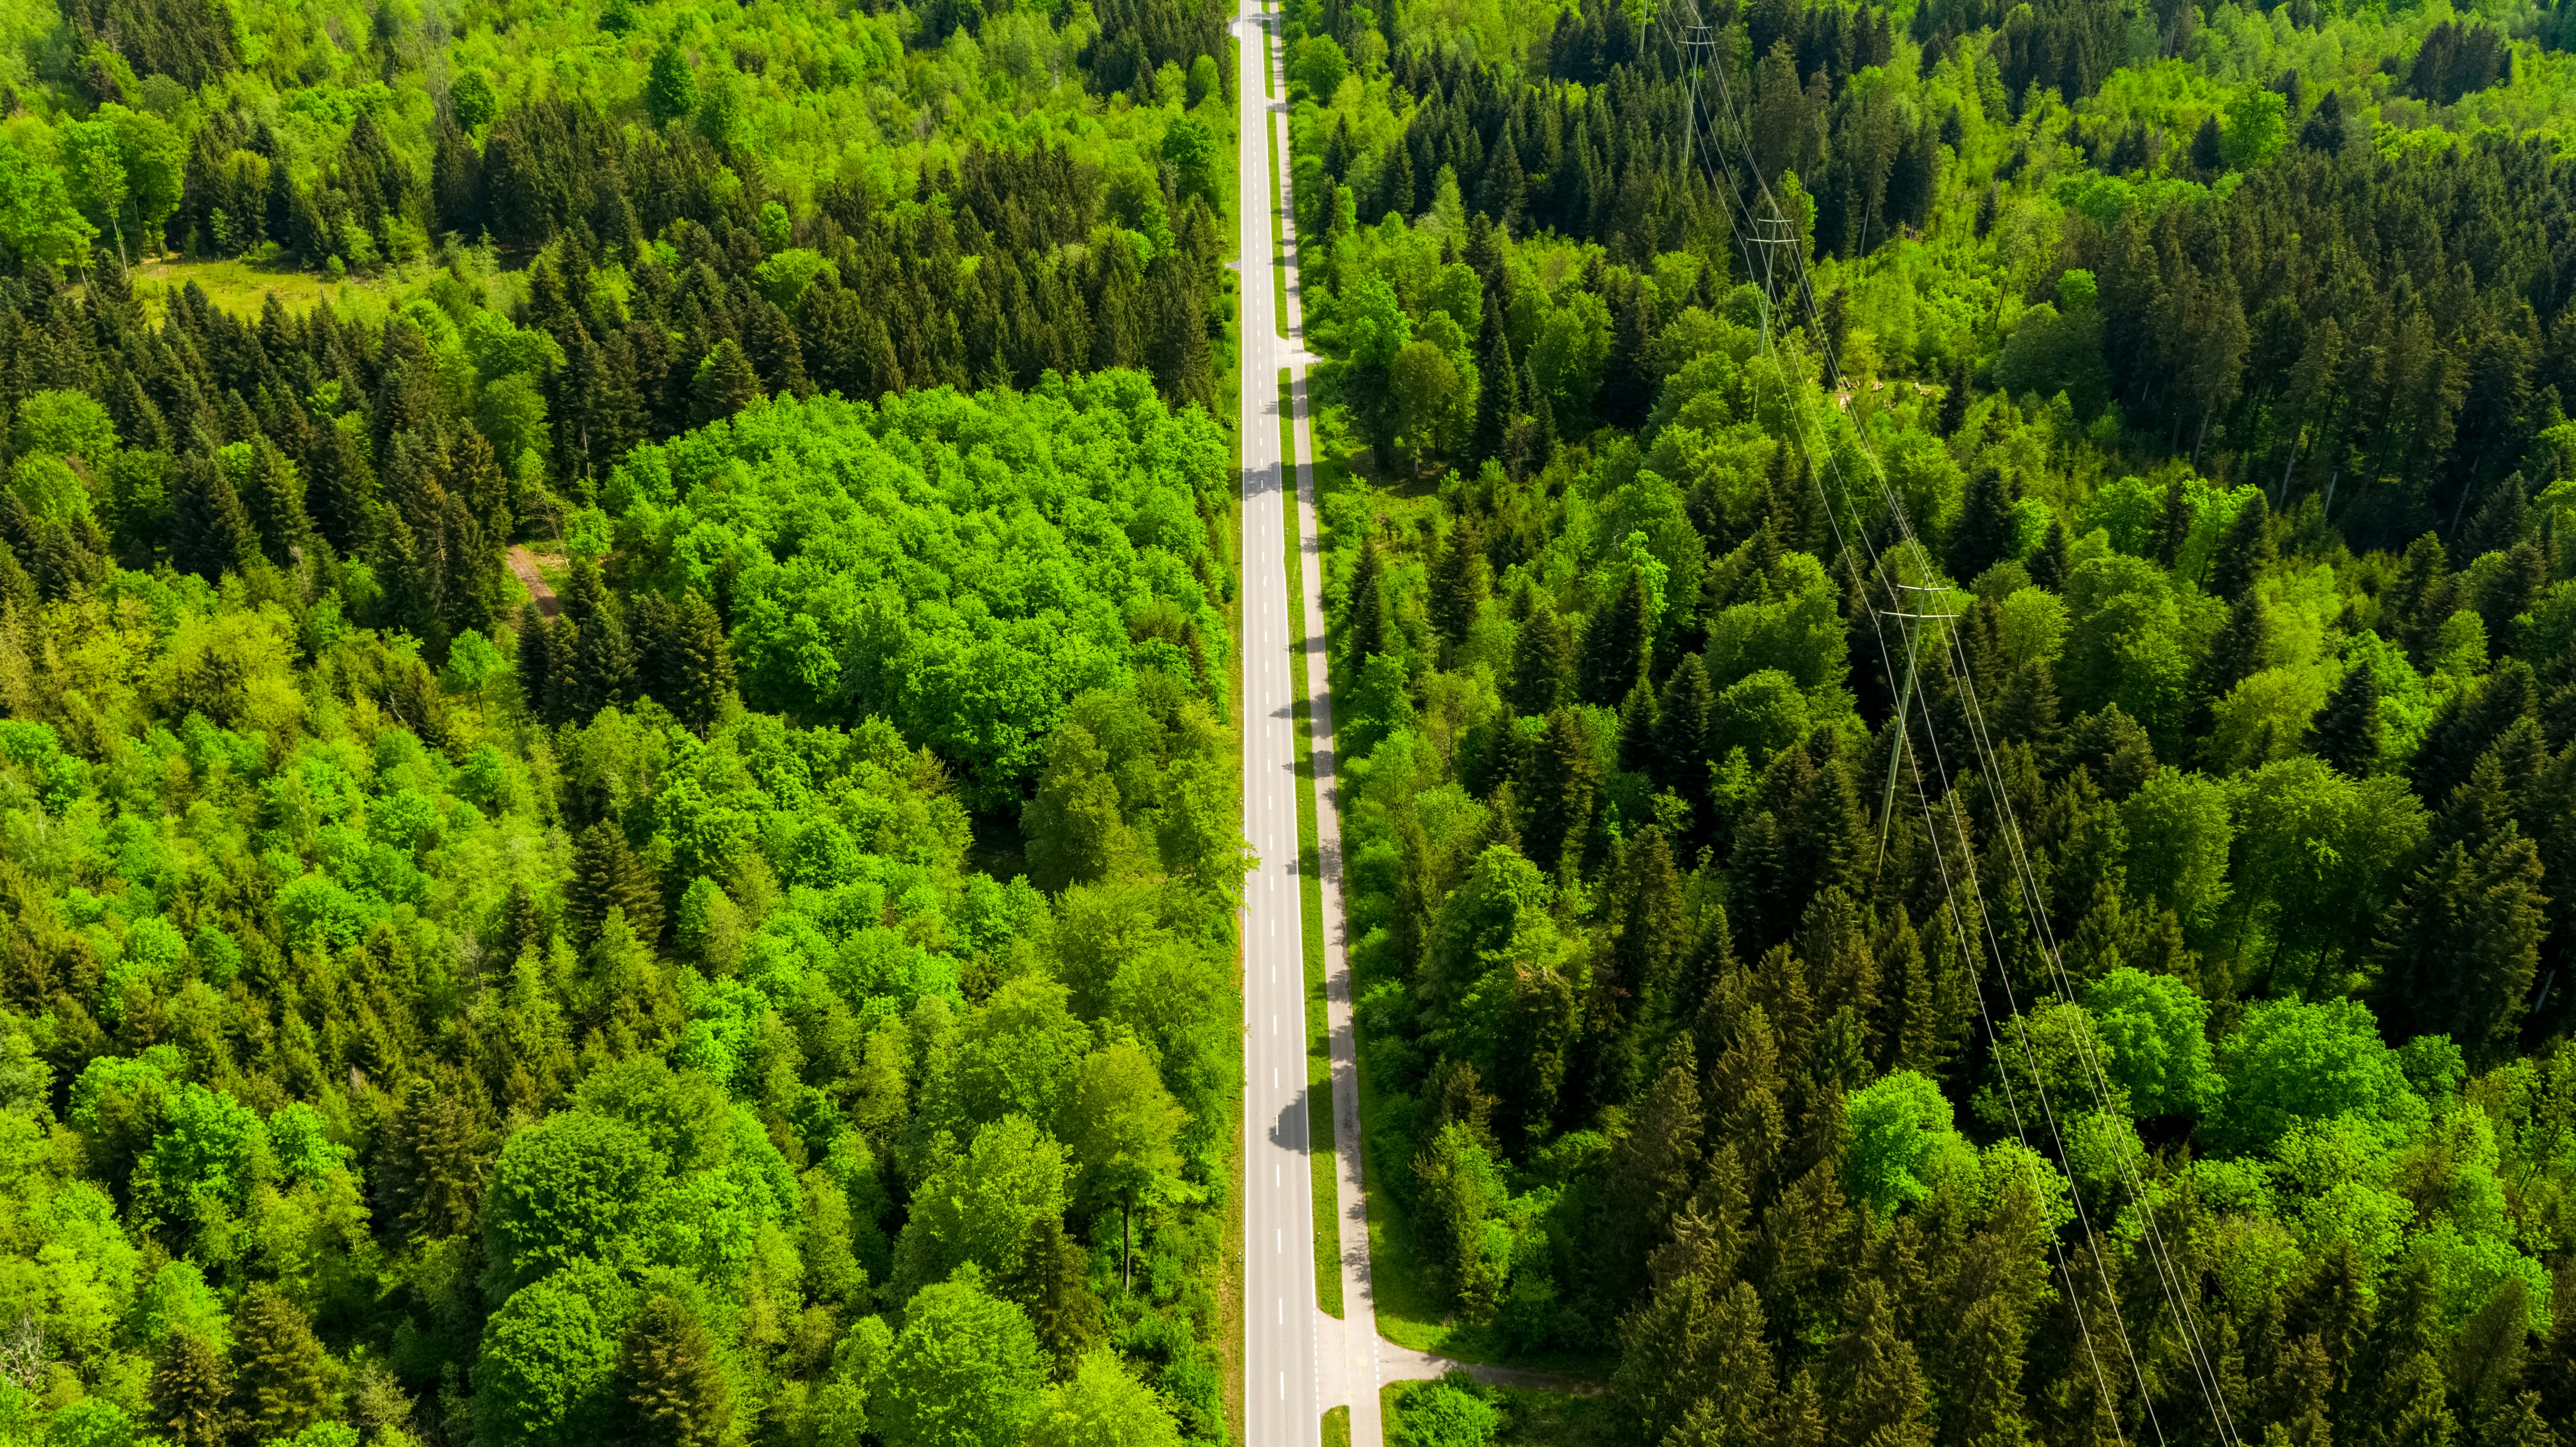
[1283,0,2576,1440]
[0,0,1252,1440]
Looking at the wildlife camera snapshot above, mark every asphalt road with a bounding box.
[1236,3,1321,1442]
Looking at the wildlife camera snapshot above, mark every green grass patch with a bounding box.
[1322,1405,1352,1447]
[1381,1382,1618,1446]
[129,256,412,325]
[1282,368,1341,1319]
[1268,120,1288,340]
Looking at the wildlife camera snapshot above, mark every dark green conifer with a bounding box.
[1771,1367,1826,1447]
[2311,657,2382,777]
[2028,517,2071,592]
[688,338,762,426]
[1656,652,1716,802]
[1506,605,1572,716]
[1616,678,1659,776]
[151,1331,228,1447]
[2378,830,2546,1065]
[237,435,312,564]
[2477,540,2548,644]
[1003,1216,1107,1381]
[1470,309,1519,468]
[577,601,640,714]
[498,880,548,964]
[1936,356,1970,439]
[169,455,257,581]
[1343,536,1388,671]
[1826,1281,1933,1447]
[2415,658,2539,804]
[544,614,586,726]
[1578,572,1652,705]
[570,820,662,945]
[2389,532,2456,661]
[1947,466,2015,584]
[2190,590,2272,733]
[2208,492,2274,603]
[1525,706,1600,874]
[1618,825,1686,1011]
[231,1285,330,1444]
[1940,1296,2033,1447]
[672,591,735,730]
[617,1294,731,1447]
[2150,476,2194,566]
[1996,657,2063,761]
[1428,519,1490,649]
[302,415,376,554]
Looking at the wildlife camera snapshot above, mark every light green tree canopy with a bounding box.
[869,1273,1047,1447]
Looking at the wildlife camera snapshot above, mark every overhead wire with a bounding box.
[1630,7,2242,1442]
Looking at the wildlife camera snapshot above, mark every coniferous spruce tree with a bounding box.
[1526,706,1600,874]
[618,1294,731,1447]
[2416,658,2540,804]
[673,590,736,729]
[1470,308,1519,468]
[380,1078,488,1241]
[1936,356,1970,438]
[570,819,662,944]
[2028,517,2071,592]
[302,414,376,554]
[1507,604,1572,716]
[2190,590,2273,733]
[689,338,762,425]
[2311,659,2383,776]
[1655,652,1716,801]
[169,454,258,580]
[1005,1216,1108,1382]
[627,591,680,703]
[1948,465,2016,583]
[1616,825,1687,1021]
[150,1332,228,1447]
[1428,520,1490,650]
[1343,536,1388,672]
[237,435,312,564]
[1828,1282,1934,1447]
[1616,678,1659,776]
[515,604,555,716]
[2208,492,2274,603]
[1596,1032,1701,1295]
[578,601,641,714]
[231,1286,330,1444]
[2151,475,2195,566]
[1578,572,1652,705]
[544,614,587,726]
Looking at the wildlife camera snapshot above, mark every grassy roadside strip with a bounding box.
[1268,120,1288,340]
[1324,1406,1352,1447]
[1281,367,1341,1319]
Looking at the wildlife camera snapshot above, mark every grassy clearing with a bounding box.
[128,256,408,324]
[1283,368,1342,1319]
[1381,1382,1618,1446]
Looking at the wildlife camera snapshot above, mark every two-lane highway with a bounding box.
[1237,4,1320,1444]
